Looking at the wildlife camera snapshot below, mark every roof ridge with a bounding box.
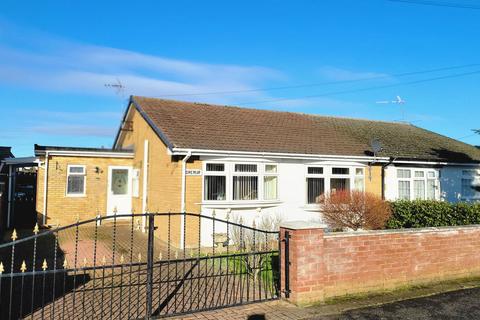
[132,95,409,126]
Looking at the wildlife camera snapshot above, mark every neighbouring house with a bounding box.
[27,96,480,247]
[0,147,14,230]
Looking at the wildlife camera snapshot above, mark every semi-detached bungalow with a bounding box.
[29,96,480,247]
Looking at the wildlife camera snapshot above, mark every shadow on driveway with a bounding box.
[320,287,480,320]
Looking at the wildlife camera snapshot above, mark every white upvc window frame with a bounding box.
[395,168,439,201]
[305,165,365,205]
[66,165,86,197]
[461,169,480,201]
[202,162,279,202]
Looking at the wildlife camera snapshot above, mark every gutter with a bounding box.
[180,151,192,250]
[141,140,149,232]
[181,151,192,213]
[42,151,49,225]
[381,157,395,200]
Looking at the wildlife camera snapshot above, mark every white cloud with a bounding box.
[318,66,392,82]
[0,27,283,105]
[30,125,116,137]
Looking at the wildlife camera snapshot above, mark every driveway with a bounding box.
[318,287,480,320]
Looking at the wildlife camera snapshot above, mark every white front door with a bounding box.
[107,166,132,216]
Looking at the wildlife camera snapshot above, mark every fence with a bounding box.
[0,212,280,319]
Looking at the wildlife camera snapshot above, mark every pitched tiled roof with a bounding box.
[131,96,480,163]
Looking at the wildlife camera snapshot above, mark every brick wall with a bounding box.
[280,223,480,306]
[117,105,202,248]
[36,155,133,226]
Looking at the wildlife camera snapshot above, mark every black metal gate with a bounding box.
[0,212,280,319]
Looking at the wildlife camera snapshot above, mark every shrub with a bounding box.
[319,190,392,231]
[386,200,480,229]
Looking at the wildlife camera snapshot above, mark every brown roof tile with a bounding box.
[132,96,480,163]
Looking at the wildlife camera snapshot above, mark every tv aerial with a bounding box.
[104,78,126,98]
[370,139,383,158]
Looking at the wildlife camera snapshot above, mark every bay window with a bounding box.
[306,165,365,204]
[203,163,279,202]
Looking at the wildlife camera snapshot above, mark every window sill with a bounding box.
[66,194,86,198]
[301,204,322,212]
[197,200,282,209]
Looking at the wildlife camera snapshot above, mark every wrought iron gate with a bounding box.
[0,212,280,319]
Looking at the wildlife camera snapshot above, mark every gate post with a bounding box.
[280,221,326,306]
[146,214,155,319]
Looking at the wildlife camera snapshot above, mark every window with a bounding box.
[306,165,364,204]
[67,165,86,196]
[354,168,365,191]
[204,163,226,200]
[330,167,350,193]
[461,170,480,199]
[233,164,258,200]
[462,178,475,198]
[203,162,279,202]
[306,166,324,204]
[264,164,278,200]
[396,168,438,200]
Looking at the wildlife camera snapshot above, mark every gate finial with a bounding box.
[11,229,17,241]
[42,259,48,271]
[0,262,4,274]
[63,258,68,269]
[83,258,88,268]
[20,260,26,273]
[101,256,106,266]
[138,253,142,262]
[33,223,39,235]
[120,255,125,264]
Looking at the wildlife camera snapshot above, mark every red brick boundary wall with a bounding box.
[280,222,480,306]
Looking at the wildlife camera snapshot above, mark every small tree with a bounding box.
[319,190,391,231]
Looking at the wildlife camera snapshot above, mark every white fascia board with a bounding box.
[171,148,389,162]
[391,160,480,166]
[36,150,134,158]
[2,157,40,165]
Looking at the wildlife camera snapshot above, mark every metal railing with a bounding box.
[0,212,280,319]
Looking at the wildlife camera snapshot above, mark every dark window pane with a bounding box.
[67,176,84,194]
[235,164,257,173]
[204,176,226,200]
[307,178,324,204]
[69,166,84,174]
[308,167,323,174]
[206,163,225,172]
[330,178,350,192]
[332,168,349,175]
[233,176,258,200]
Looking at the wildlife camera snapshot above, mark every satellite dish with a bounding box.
[370,139,383,156]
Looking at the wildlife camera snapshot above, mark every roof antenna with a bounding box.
[104,78,126,98]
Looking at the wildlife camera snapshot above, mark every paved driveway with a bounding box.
[318,287,480,320]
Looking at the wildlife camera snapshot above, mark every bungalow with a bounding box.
[31,96,480,246]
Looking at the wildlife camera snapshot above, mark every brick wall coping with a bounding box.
[324,224,480,238]
[280,221,327,230]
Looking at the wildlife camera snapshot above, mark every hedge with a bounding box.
[386,200,480,229]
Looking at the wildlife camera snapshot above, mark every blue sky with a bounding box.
[1,0,480,156]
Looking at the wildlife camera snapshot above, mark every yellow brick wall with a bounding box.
[36,155,133,226]
[116,105,203,248]
[365,164,383,198]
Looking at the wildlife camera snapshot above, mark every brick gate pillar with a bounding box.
[280,221,327,306]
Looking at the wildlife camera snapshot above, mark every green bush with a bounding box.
[386,200,480,229]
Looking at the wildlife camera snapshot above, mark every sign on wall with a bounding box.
[186,169,202,176]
